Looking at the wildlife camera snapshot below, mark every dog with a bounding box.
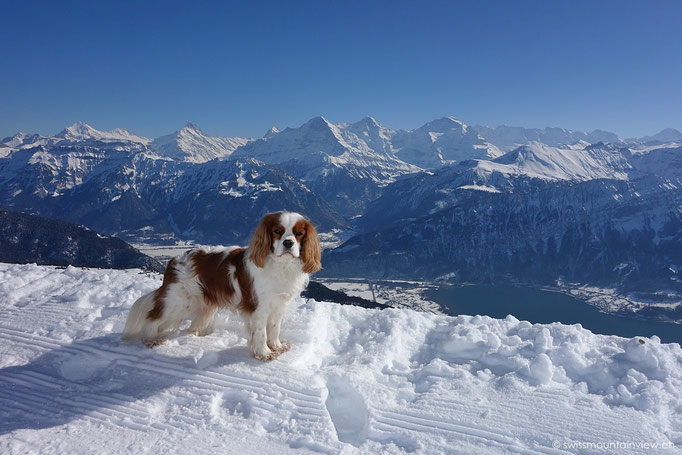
[122,211,322,361]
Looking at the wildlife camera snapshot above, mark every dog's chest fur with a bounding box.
[247,254,309,305]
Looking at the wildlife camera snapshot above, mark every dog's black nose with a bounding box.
[283,239,294,249]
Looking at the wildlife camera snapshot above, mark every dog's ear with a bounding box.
[301,220,322,274]
[249,213,278,268]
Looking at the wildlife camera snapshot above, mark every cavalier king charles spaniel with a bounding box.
[122,211,322,361]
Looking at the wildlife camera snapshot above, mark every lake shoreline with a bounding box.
[424,284,682,345]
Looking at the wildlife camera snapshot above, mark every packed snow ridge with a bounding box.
[1,263,680,454]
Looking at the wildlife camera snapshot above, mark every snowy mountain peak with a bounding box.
[357,116,381,127]
[150,124,250,163]
[303,115,335,131]
[263,126,280,139]
[392,116,500,169]
[640,128,682,144]
[1,132,43,148]
[56,121,100,139]
[419,116,467,133]
[182,122,202,133]
[55,122,150,144]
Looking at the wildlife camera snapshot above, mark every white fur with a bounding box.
[122,212,313,360]
[272,211,304,259]
[121,291,156,341]
[246,251,309,359]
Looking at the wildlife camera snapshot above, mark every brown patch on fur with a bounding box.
[147,257,178,320]
[299,220,322,274]
[192,248,257,314]
[192,250,234,306]
[228,248,257,313]
[292,219,307,244]
[249,212,282,268]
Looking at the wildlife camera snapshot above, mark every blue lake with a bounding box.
[424,285,682,345]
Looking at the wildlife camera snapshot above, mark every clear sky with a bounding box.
[1,0,680,140]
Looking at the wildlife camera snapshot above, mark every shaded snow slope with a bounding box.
[0,263,680,454]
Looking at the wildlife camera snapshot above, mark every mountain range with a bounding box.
[1,116,681,319]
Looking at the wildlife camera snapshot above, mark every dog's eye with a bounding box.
[274,229,283,235]
[294,232,303,237]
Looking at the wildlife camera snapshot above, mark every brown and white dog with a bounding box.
[122,211,321,361]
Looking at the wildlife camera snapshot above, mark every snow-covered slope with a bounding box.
[0,263,680,454]
[485,141,631,181]
[150,122,251,163]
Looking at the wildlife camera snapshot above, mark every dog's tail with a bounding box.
[121,291,156,341]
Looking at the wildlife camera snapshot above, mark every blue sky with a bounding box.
[1,0,680,139]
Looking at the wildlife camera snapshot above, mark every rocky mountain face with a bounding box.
[0,208,163,271]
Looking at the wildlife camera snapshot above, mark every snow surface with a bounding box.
[1,262,681,454]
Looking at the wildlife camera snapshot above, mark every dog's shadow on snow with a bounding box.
[0,334,252,435]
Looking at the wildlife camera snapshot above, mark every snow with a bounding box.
[456,184,502,193]
[1,262,681,454]
[639,128,682,144]
[150,123,251,163]
[479,141,631,182]
[472,125,625,152]
[55,122,151,145]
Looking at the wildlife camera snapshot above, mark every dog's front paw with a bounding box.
[253,349,281,361]
[144,337,167,348]
[268,340,291,353]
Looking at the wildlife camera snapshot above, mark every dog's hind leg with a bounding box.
[189,303,218,336]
